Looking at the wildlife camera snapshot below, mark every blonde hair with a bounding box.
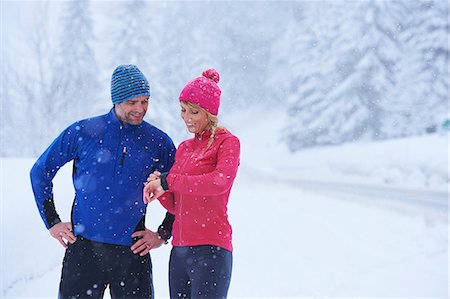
[181,101,225,150]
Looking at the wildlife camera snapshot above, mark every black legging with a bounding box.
[59,236,153,299]
[169,245,232,299]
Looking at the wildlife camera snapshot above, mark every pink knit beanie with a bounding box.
[179,69,221,116]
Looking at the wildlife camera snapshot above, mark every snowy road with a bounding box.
[243,163,448,213]
[288,179,448,212]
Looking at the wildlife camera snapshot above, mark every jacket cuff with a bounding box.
[43,198,62,229]
[160,172,169,191]
[158,212,175,242]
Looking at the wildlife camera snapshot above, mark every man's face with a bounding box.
[114,96,149,125]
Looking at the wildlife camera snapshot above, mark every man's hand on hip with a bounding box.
[131,229,164,256]
[49,222,76,248]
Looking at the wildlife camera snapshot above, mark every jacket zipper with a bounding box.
[120,146,127,167]
[114,125,124,177]
[177,148,198,243]
[179,193,183,242]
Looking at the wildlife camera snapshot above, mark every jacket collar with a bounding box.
[195,130,212,140]
[194,127,227,141]
[108,108,122,126]
[108,107,145,129]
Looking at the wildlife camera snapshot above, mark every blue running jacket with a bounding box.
[30,109,176,246]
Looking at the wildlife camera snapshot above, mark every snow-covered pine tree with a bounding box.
[50,0,100,130]
[387,0,449,136]
[111,0,158,68]
[328,0,408,142]
[281,1,417,151]
[146,2,213,141]
[215,2,283,111]
[0,56,12,156]
[280,2,365,150]
[1,1,60,156]
[109,1,186,140]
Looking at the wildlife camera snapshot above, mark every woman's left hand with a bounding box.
[143,179,165,204]
[146,171,161,184]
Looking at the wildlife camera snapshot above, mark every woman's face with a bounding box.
[180,102,210,134]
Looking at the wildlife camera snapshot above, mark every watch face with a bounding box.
[158,227,170,241]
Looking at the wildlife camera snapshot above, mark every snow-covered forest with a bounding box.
[1,0,448,156]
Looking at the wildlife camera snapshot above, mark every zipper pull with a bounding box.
[120,146,127,166]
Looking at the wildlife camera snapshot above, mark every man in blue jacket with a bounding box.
[30,64,176,299]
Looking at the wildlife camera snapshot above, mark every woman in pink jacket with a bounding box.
[143,69,240,299]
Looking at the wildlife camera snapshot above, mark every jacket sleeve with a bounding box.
[155,135,176,173]
[166,136,240,197]
[155,135,176,213]
[30,124,79,229]
[157,191,175,214]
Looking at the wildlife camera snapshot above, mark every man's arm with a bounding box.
[30,124,79,246]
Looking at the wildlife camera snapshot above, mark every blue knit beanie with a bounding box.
[111,64,150,104]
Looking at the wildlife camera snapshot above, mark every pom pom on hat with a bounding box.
[111,64,150,105]
[202,69,220,83]
[179,68,221,116]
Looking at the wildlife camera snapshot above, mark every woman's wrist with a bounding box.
[160,172,169,191]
